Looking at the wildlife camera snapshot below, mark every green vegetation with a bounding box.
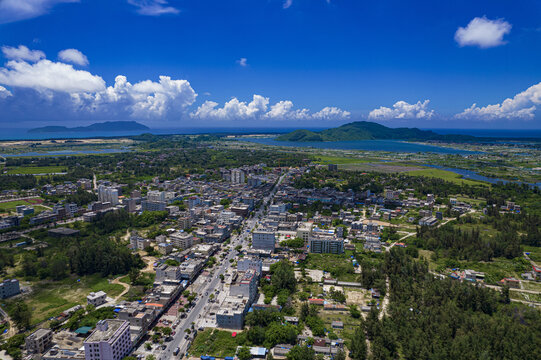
[190,329,247,357]
[276,121,475,142]
[6,166,67,174]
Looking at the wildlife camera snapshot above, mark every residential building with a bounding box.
[309,237,344,254]
[231,169,245,184]
[252,230,276,251]
[97,186,119,206]
[141,200,166,212]
[0,279,20,299]
[170,231,196,249]
[83,320,131,360]
[26,328,53,354]
[87,291,107,307]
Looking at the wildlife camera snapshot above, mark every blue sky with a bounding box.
[0,0,539,129]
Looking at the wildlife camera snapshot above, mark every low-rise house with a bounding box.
[87,291,107,307]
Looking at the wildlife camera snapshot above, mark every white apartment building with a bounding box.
[84,320,131,360]
[231,169,245,184]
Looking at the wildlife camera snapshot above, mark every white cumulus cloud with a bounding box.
[191,95,350,122]
[283,0,293,9]
[0,85,12,98]
[368,100,434,120]
[71,75,197,118]
[0,0,79,24]
[0,59,105,93]
[1,45,45,62]
[456,82,541,121]
[0,48,197,120]
[127,0,179,16]
[455,16,511,49]
[58,48,88,66]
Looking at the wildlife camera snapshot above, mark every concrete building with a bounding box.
[231,169,245,184]
[141,200,166,212]
[252,230,276,251]
[155,264,181,282]
[216,271,258,329]
[309,237,344,254]
[87,291,107,307]
[0,279,20,299]
[130,235,151,250]
[296,223,312,242]
[26,328,53,354]
[237,257,263,276]
[83,320,131,360]
[157,242,173,255]
[97,186,119,206]
[170,231,196,250]
[229,270,258,303]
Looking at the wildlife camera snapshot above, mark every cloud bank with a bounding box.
[368,100,434,120]
[191,95,350,121]
[455,16,511,48]
[456,82,541,121]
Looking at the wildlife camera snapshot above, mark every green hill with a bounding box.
[276,121,474,142]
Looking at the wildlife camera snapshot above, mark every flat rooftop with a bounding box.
[84,320,126,343]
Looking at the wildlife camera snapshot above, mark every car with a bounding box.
[184,335,189,340]
[161,345,167,350]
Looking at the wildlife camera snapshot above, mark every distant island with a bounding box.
[28,121,150,134]
[276,121,475,142]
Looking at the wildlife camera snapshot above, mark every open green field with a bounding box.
[304,253,357,282]
[314,155,371,165]
[0,198,45,213]
[6,274,124,326]
[6,166,67,174]
[407,168,489,186]
[190,329,246,357]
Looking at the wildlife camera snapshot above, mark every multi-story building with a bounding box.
[155,264,181,282]
[230,270,258,303]
[296,223,312,242]
[169,231,196,250]
[87,291,107,307]
[97,186,119,206]
[26,328,53,354]
[231,169,245,184]
[130,235,151,250]
[83,320,131,360]
[0,279,20,299]
[309,237,344,254]
[178,216,191,230]
[237,257,263,276]
[252,230,276,251]
[141,200,166,212]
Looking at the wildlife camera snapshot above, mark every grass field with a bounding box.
[0,198,45,213]
[314,155,371,164]
[8,274,124,326]
[5,166,67,174]
[407,168,489,186]
[190,329,246,357]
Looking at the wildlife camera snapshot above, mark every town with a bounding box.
[1,140,540,360]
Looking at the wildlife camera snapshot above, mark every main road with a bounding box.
[158,173,287,360]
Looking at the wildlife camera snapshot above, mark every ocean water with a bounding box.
[236,138,478,154]
[0,127,539,141]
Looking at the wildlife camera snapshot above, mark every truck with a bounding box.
[174,347,180,356]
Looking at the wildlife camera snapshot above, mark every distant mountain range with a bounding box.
[276,121,476,142]
[28,121,150,133]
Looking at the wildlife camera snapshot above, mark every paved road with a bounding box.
[157,173,287,359]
